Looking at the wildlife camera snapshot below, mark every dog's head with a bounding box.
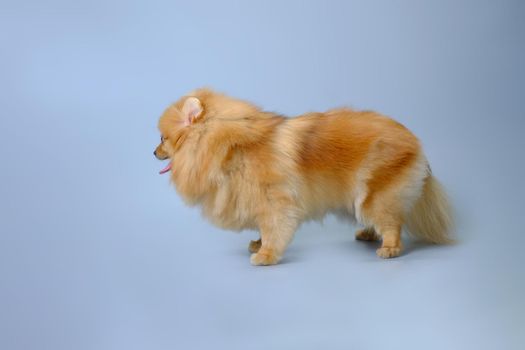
[154,94,206,174]
[154,89,262,175]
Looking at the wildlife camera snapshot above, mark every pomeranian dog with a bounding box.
[154,89,453,265]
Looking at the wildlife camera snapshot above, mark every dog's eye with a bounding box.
[161,136,165,143]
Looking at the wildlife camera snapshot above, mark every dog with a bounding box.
[154,88,453,265]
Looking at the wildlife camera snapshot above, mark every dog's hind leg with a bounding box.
[360,193,404,258]
[375,222,403,258]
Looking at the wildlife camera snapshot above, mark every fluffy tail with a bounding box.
[405,175,454,244]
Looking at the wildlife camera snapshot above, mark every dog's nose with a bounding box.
[153,150,157,157]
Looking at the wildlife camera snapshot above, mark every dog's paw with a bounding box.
[355,228,380,241]
[250,249,279,266]
[248,239,262,253]
[376,247,402,259]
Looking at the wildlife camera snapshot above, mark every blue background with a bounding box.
[1,1,524,349]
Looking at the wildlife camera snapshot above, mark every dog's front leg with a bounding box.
[248,238,262,253]
[250,215,297,266]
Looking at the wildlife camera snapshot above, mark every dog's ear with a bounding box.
[182,97,203,126]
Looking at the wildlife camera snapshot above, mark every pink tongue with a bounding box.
[159,162,172,175]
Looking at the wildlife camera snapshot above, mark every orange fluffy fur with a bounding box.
[154,89,453,265]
